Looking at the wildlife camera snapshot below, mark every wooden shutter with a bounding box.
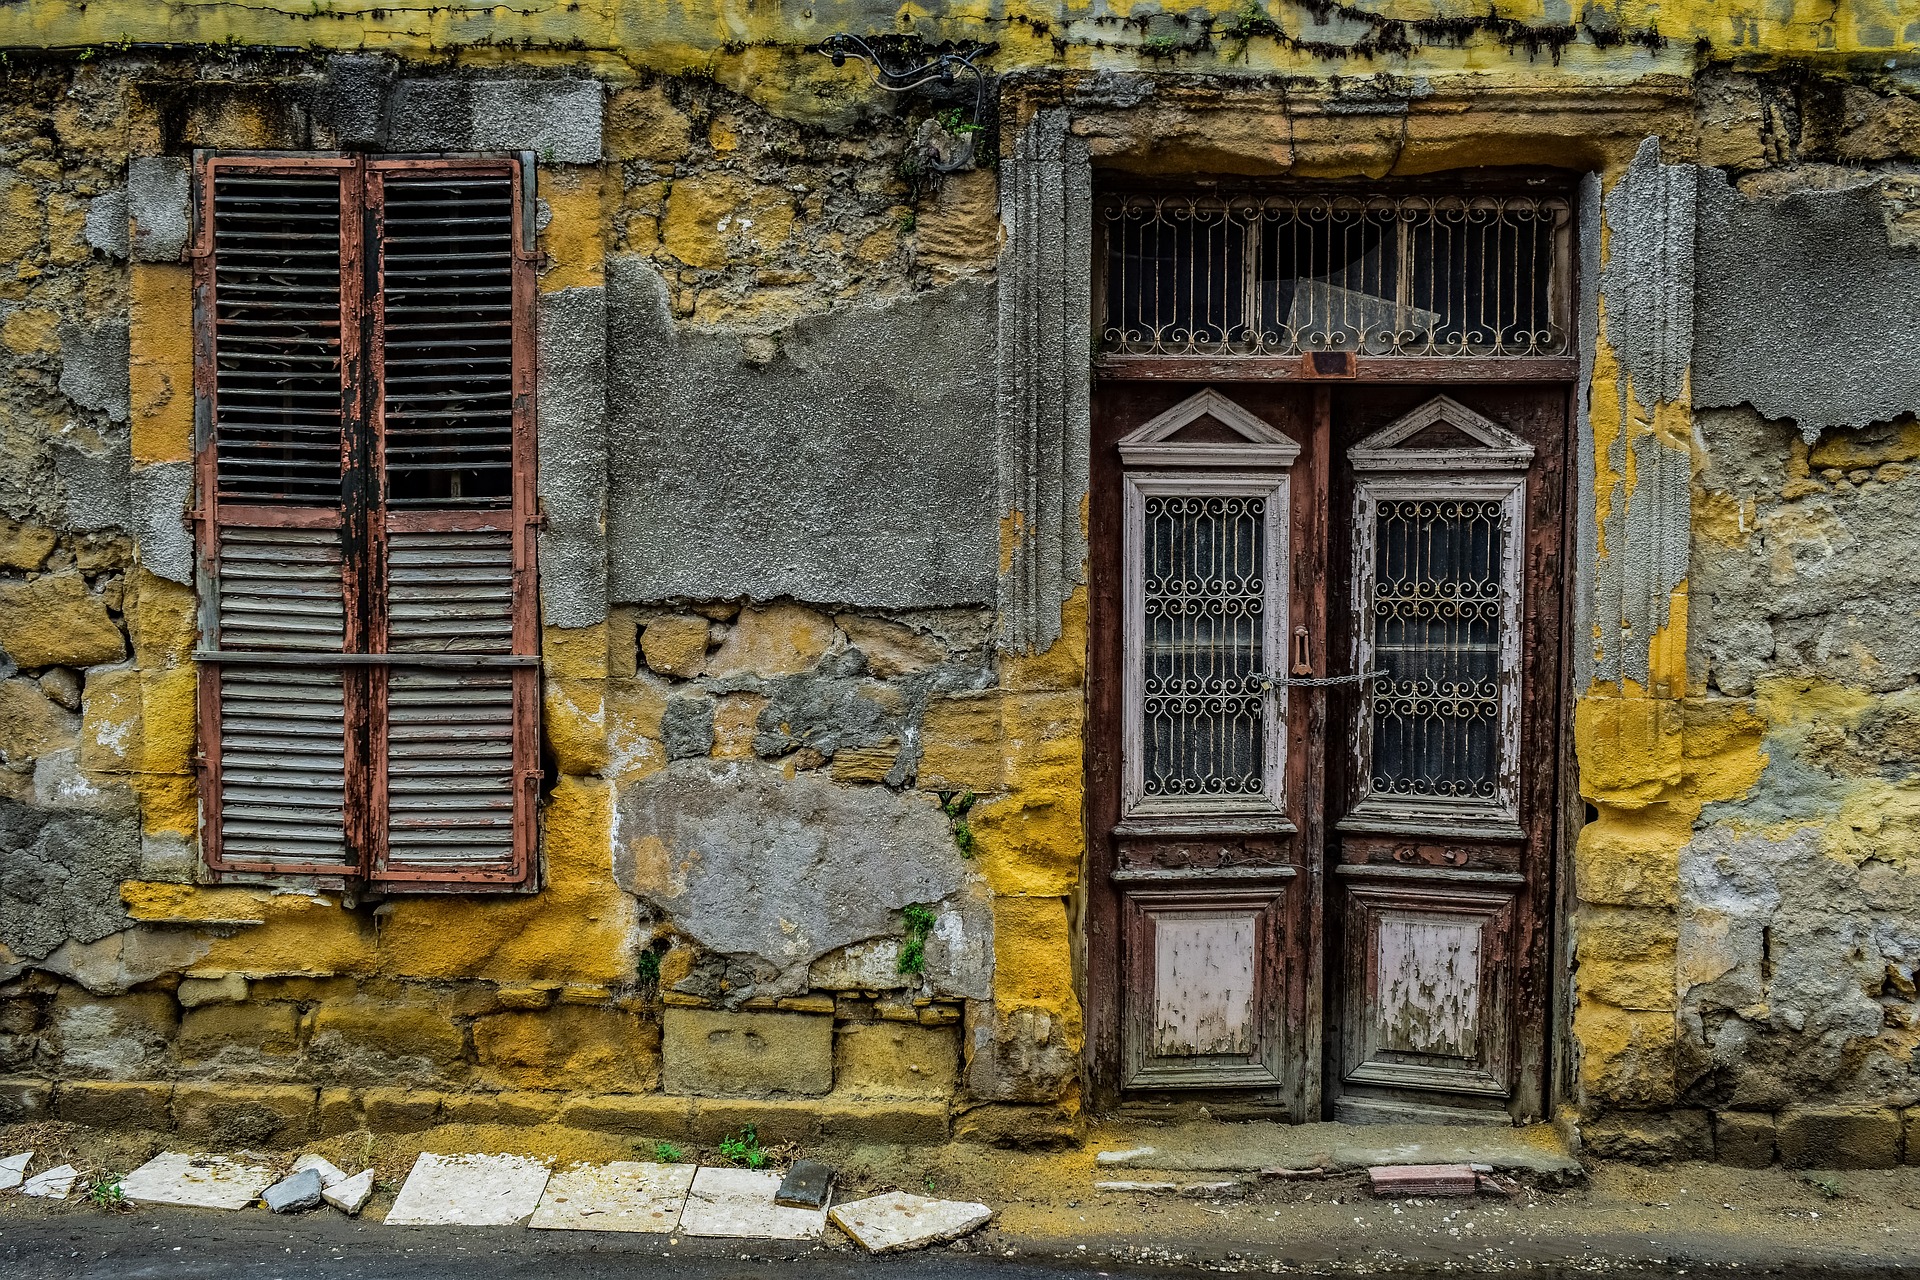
[196,159,366,879]
[194,155,538,889]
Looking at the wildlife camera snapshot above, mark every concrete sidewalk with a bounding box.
[6,1114,1920,1275]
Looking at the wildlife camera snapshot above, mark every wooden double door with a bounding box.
[1086,379,1568,1122]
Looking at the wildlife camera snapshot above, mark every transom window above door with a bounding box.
[1098,187,1572,361]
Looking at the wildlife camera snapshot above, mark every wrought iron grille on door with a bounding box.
[1099,192,1572,359]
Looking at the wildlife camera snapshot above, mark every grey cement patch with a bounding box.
[537,286,609,629]
[613,757,992,1000]
[1572,170,1602,693]
[388,78,602,162]
[316,55,396,148]
[1677,824,1920,1108]
[83,189,128,260]
[0,800,140,962]
[128,157,189,264]
[131,461,196,586]
[55,433,130,533]
[1695,168,1920,438]
[1689,408,1920,695]
[1602,138,1694,407]
[660,695,715,760]
[57,319,129,423]
[604,258,999,611]
[1593,140,1694,688]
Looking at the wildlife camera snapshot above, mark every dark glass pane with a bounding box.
[1141,494,1267,800]
[1369,498,1505,801]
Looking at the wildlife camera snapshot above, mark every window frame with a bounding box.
[190,150,542,892]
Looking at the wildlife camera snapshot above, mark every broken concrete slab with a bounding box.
[1093,1121,1580,1177]
[384,1153,551,1227]
[830,1192,992,1253]
[678,1167,827,1240]
[528,1161,695,1233]
[264,1168,324,1214]
[775,1158,834,1209]
[324,1169,374,1216]
[292,1154,348,1188]
[21,1164,78,1199]
[0,1151,29,1191]
[120,1152,278,1210]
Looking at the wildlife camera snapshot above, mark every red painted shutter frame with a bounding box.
[194,153,539,890]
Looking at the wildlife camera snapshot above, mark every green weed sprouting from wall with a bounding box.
[898,902,937,976]
[943,791,976,858]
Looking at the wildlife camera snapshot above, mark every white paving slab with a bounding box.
[119,1152,278,1210]
[323,1169,375,1216]
[384,1153,551,1227]
[0,1151,30,1192]
[678,1167,827,1240]
[829,1192,993,1253]
[529,1161,696,1233]
[293,1154,349,1188]
[21,1164,78,1200]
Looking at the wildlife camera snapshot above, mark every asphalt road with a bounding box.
[9,1204,1920,1280]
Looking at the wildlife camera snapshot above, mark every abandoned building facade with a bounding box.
[1,0,1918,1167]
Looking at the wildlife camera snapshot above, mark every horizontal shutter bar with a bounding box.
[196,650,536,668]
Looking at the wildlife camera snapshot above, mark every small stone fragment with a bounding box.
[21,1164,79,1199]
[1094,1180,1179,1193]
[829,1192,992,1254]
[293,1154,349,1188]
[37,668,81,711]
[1094,1146,1156,1166]
[775,1158,835,1209]
[323,1169,375,1216]
[0,1151,32,1191]
[264,1168,324,1214]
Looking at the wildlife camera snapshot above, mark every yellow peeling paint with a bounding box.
[129,262,193,464]
[537,166,607,293]
[122,880,271,925]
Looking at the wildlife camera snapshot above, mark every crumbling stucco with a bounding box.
[603,258,999,610]
[127,157,188,265]
[0,802,140,962]
[1695,169,1920,440]
[614,758,993,1001]
[537,286,610,629]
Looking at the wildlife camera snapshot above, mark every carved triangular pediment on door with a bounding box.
[1117,388,1303,468]
[1347,395,1535,472]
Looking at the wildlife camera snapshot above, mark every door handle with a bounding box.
[1291,626,1312,677]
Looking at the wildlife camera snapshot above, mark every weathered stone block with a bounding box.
[0,1075,52,1122]
[1778,1106,1901,1169]
[174,1083,318,1146]
[952,1100,1083,1148]
[687,1098,821,1146]
[835,1023,959,1099]
[361,1086,443,1134]
[916,694,1003,792]
[317,1087,359,1137]
[639,614,710,678]
[703,603,833,678]
[836,615,946,678]
[662,1009,832,1098]
[817,1097,949,1144]
[45,989,177,1080]
[0,517,56,572]
[0,570,127,669]
[0,676,78,766]
[1715,1110,1777,1168]
[473,1006,661,1092]
[557,1091,693,1138]
[175,1002,302,1062]
[1574,1004,1676,1108]
[442,1090,563,1128]
[306,1003,465,1084]
[54,1079,172,1129]
[175,973,248,1008]
[1581,1109,1711,1161]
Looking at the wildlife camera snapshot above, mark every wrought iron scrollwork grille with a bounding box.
[1368,498,1506,803]
[1141,493,1269,801]
[1100,193,1571,359]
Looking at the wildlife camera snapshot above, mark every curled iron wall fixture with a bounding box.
[813,34,992,172]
